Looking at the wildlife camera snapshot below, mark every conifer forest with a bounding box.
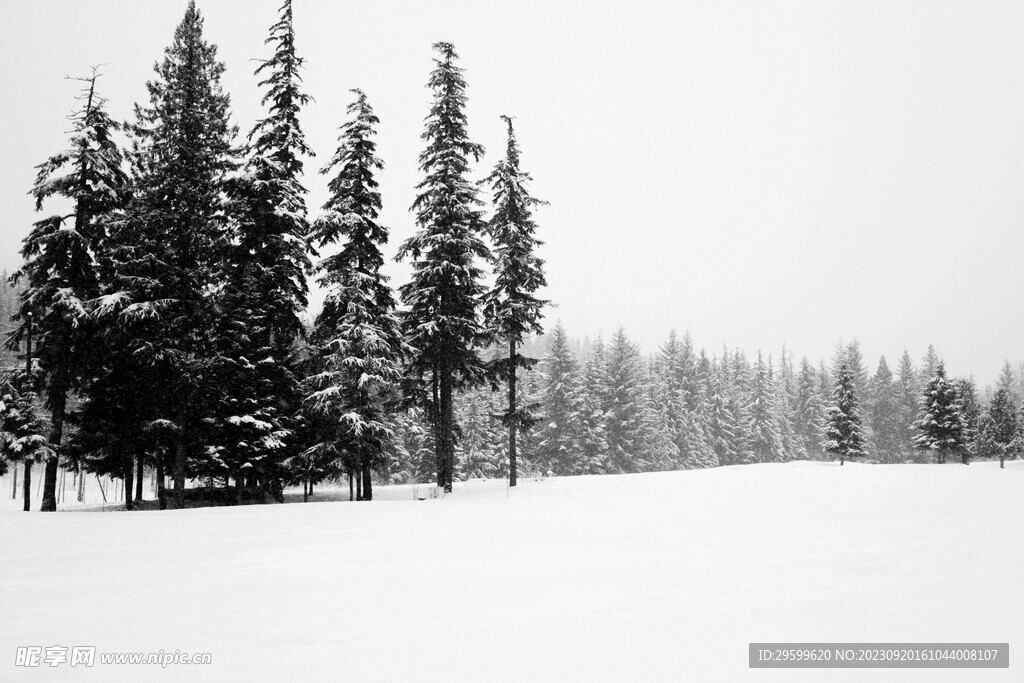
[2,1,1022,513]
[4,2,1024,680]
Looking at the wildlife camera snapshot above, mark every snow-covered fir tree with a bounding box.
[867,357,903,463]
[823,364,867,465]
[953,377,981,462]
[913,362,968,464]
[397,43,489,493]
[895,350,921,462]
[575,336,609,474]
[534,322,582,475]
[11,70,128,511]
[304,90,406,502]
[92,1,239,504]
[980,365,1020,467]
[482,115,548,486]
[0,369,53,511]
[213,0,314,492]
[603,328,647,473]
[747,353,786,463]
[793,357,826,460]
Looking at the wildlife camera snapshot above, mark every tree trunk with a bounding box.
[348,471,354,501]
[439,359,454,494]
[1000,456,1005,469]
[77,468,85,503]
[303,479,308,503]
[508,338,518,487]
[432,365,443,490]
[22,461,31,511]
[124,462,134,511]
[356,469,363,501]
[11,463,17,499]
[840,456,845,466]
[135,454,144,501]
[173,413,187,495]
[362,467,372,502]
[41,385,68,512]
[157,460,167,510]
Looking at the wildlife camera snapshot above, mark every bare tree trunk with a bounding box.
[1001,456,1005,469]
[362,467,372,502]
[135,454,144,501]
[77,468,85,503]
[356,470,363,501]
[156,460,166,510]
[40,383,67,512]
[11,463,17,499]
[303,479,308,503]
[348,472,353,501]
[508,338,518,487]
[124,461,134,511]
[172,410,188,507]
[439,358,454,494]
[22,461,31,512]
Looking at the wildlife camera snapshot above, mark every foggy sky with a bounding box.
[2,0,1021,387]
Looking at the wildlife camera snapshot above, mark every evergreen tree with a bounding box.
[603,328,645,472]
[747,353,785,463]
[980,377,1020,468]
[793,357,826,460]
[823,364,867,465]
[868,356,903,463]
[953,377,981,462]
[914,362,967,464]
[576,336,609,474]
[93,1,239,503]
[707,363,741,466]
[213,0,313,492]
[304,90,405,502]
[534,322,582,475]
[11,70,127,511]
[482,116,548,487]
[397,43,489,493]
[0,370,53,511]
[895,350,920,462]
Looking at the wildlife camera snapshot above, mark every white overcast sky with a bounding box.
[1,0,1022,386]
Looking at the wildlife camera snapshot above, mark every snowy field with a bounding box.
[2,461,1023,681]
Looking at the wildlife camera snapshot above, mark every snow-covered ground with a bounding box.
[2,461,1023,681]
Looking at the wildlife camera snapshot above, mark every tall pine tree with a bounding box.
[305,90,406,502]
[824,364,867,465]
[11,70,127,511]
[397,43,488,493]
[482,116,547,487]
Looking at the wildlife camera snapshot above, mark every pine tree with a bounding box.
[954,377,981,463]
[0,370,53,511]
[980,374,1020,468]
[534,322,582,475]
[895,350,920,462]
[868,356,903,463]
[919,344,940,392]
[747,353,785,463]
[576,336,609,474]
[397,43,489,493]
[482,116,547,487]
[603,328,645,473]
[914,362,967,464]
[304,90,406,502]
[93,2,239,504]
[793,357,826,460]
[707,363,741,466]
[213,0,313,492]
[11,70,127,511]
[823,364,867,465]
